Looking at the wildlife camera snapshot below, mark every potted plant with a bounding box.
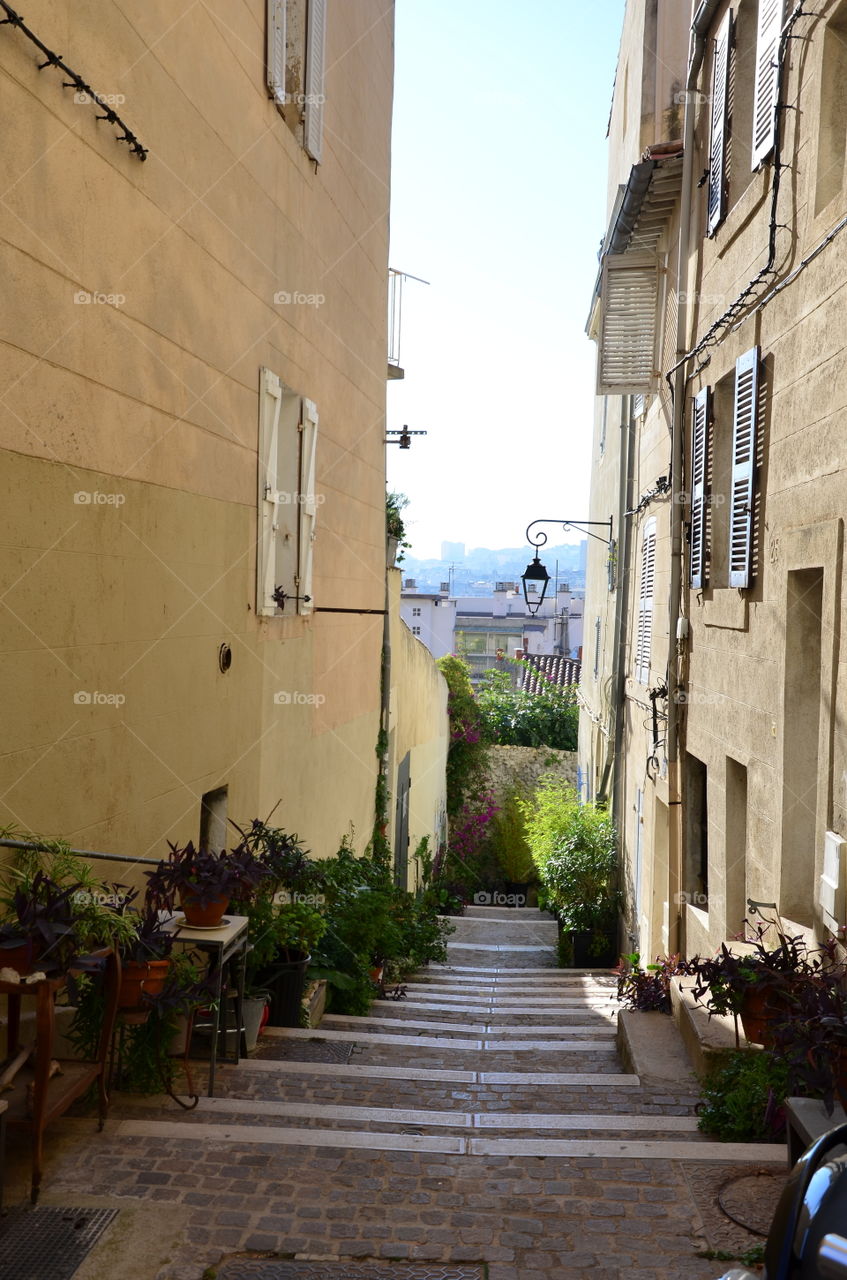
[0,870,81,975]
[689,927,835,1046]
[115,898,177,1014]
[251,900,327,1026]
[770,977,847,1113]
[145,839,271,927]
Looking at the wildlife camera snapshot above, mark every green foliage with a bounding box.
[386,491,411,562]
[488,786,534,883]
[521,777,619,938]
[518,775,581,875]
[436,655,490,818]
[698,1050,791,1142]
[476,664,578,750]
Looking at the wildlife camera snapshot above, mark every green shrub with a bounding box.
[477,664,578,749]
[489,786,534,883]
[698,1050,791,1142]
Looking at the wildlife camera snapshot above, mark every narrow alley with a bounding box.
[3,908,787,1279]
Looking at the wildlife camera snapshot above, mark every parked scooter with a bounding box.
[717,1124,847,1279]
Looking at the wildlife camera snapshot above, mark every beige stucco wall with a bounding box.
[678,0,847,951]
[0,1,395,879]
[387,571,449,890]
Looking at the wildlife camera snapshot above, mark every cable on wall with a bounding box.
[0,1,148,160]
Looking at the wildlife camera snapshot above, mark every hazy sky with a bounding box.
[387,0,626,560]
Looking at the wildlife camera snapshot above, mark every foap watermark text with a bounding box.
[274,691,326,706]
[474,891,526,907]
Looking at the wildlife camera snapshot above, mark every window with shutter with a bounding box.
[597,255,660,395]
[690,387,711,589]
[304,0,326,162]
[297,398,319,615]
[820,830,846,933]
[634,518,656,684]
[707,11,732,235]
[729,347,759,588]
[266,0,286,107]
[257,368,317,617]
[752,0,785,168]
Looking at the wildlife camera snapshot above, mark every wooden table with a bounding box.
[0,949,119,1202]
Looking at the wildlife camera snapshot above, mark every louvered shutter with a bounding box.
[297,397,319,615]
[707,11,732,235]
[304,0,326,163]
[634,518,656,684]
[690,387,711,589]
[258,368,284,615]
[820,831,846,933]
[597,255,660,394]
[266,0,286,106]
[729,347,759,588]
[752,0,784,168]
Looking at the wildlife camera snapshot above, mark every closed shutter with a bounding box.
[258,368,283,615]
[634,518,656,684]
[729,347,759,588]
[297,397,319,615]
[707,11,732,235]
[593,617,601,680]
[690,387,711,589]
[266,0,286,105]
[597,255,660,394]
[752,0,784,168]
[820,830,846,933]
[304,0,326,162]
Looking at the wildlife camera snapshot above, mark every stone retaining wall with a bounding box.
[484,744,578,802]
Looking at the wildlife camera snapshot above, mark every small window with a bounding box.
[412,607,421,617]
[412,626,421,637]
[200,787,228,854]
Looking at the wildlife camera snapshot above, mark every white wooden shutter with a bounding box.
[752,0,784,168]
[304,0,326,163]
[690,387,711,589]
[266,0,286,106]
[729,347,759,588]
[707,11,732,235]
[820,830,846,934]
[597,255,660,394]
[297,397,318,615]
[634,518,656,684]
[258,368,283,615]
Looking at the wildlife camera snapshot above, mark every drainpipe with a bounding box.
[667,2,718,952]
[611,396,635,833]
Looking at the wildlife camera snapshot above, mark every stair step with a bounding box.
[232,1058,642,1086]
[263,1027,617,1052]
[320,1014,614,1036]
[115,1118,786,1163]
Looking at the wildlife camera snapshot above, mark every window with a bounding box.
[684,753,709,910]
[199,787,228,854]
[815,1,847,214]
[634,518,656,684]
[266,0,326,162]
[412,607,421,617]
[412,626,421,636]
[688,347,759,590]
[596,256,661,395]
[706,10,732,235]
[257,367,319,617]
[752,0,785,168]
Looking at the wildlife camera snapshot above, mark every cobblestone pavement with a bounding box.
[2,907,784,1279]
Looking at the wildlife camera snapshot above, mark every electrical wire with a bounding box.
[666,1,811,378]
[0,1,148,160]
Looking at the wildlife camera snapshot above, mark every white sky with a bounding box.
[386,0,626,560]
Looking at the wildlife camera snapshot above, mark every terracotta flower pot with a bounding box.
[179,893,229,928]
[119,958,171,1009]
[0,938,42,976]
[740,985,792,1047]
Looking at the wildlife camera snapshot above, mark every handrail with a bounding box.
[0,837,159,866]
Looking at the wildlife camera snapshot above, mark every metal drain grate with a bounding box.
[218,1266,484,1280]
[255,1040,355,1064]
[0,1206,118,1280]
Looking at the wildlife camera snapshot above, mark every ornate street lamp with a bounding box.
[521,517,614,616]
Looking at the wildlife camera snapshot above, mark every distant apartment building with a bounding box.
[398,581,457,659]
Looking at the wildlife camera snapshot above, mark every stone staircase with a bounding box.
[115,906,785,1164]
